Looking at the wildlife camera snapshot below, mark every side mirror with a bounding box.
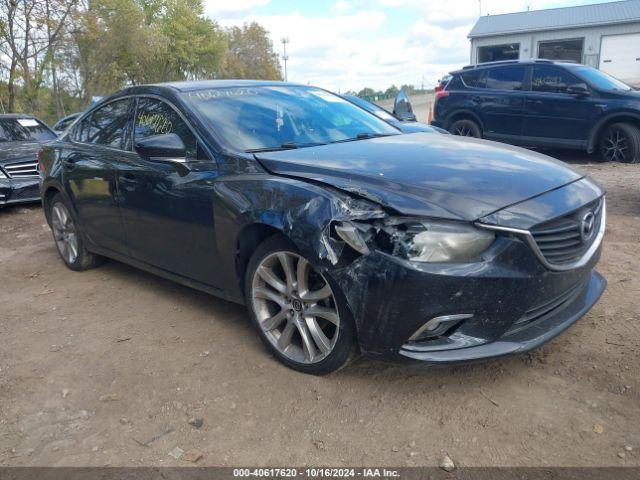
[567,84,589,96]
[135,133,187,167]
[393,90,417,122]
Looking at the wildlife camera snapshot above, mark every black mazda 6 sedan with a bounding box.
[39,80,607,374]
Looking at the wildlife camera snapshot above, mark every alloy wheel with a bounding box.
[251,251,340,364]
[601,128,630,162]
[51,202,79,265]
[453,124,475,137]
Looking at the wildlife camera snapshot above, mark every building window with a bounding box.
[538,38,584,63]
[478,43,520,63]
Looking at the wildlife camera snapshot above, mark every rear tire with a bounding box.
[449,118,482,138]
[598,123,640,163]
[48,193,103,271]
[244,235,358,375]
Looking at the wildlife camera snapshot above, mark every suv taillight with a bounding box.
[435,90,450,101]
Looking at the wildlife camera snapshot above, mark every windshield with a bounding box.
[0,118,56,142]
[573,67,633,91]
[183,86,399,152]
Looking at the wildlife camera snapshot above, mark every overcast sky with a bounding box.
[203,0,619,92]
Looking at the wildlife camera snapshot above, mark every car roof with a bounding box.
[451,59,580,75]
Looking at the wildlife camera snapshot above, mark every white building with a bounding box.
[468,0,640,86]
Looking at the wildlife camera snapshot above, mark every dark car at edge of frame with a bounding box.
[432,59,640,163]
[38,80,607,375]
[1,114,57,206]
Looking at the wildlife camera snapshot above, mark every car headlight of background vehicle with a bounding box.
[335,218,495,263]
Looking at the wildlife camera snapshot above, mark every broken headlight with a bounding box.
[388,219,495,263]
[333,218,495,263]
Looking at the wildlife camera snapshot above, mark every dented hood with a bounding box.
[255,133,583,221]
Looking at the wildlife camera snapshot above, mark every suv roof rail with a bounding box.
[460,59,579,71]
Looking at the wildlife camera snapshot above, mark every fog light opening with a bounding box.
[408,314,474,342]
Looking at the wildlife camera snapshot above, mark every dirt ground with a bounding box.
[1,151,639,468]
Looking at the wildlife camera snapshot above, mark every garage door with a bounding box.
[599,33,640,86]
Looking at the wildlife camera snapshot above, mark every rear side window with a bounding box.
[460,70,486,88]
[485,67,525,91]
[134,98,198,159]
[74,99,134,148]
[531,66,586,94]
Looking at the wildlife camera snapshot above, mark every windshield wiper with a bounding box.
[246,141,326,153]
[331,133,395,144]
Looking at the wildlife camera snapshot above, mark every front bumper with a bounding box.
[399,270,605,363]
[0,177,40,205]
[331,234,605,364]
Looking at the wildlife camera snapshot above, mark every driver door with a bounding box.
[117,96,220,286]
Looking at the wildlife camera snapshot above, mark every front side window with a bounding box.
[134,98,198,159]
[0,118,56,142]
[485,67,525,91]
[531,66,586,94]
[182,86,399,152]
[76,99,134,148]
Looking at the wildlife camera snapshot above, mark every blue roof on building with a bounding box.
[469,0,640,38]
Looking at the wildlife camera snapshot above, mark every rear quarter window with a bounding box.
[460,70,487,88]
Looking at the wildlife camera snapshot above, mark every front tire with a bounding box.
[598,123,640,163]
[244,235,357,375]
[48,193,103,271]
[449,118,482,138]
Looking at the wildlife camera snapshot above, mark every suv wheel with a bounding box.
[48,193,103,271]
[449,119,481,138]
[245,235,357,375]
[599,123,640,163]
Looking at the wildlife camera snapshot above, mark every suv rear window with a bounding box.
[485,67,525,91]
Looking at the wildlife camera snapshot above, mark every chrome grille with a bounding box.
[530,198,604,267]
[4,160,39,178]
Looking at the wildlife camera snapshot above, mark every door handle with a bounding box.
[61,157,76,170]
[120,173,139,191]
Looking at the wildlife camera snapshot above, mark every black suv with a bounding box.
[431,60,640,163]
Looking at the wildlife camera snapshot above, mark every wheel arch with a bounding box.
[588,112,640,153]
[444,109,484,133]
[42,186,62,224]
[235,222,284,297]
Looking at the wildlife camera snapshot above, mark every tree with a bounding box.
[385,85,399,98]
[155,0,226,81]
[357,87,376,98]
[70,0,164,99]
[222,22,282,80]
[0,0,77,112]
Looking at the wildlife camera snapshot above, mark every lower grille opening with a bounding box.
[506,279,588,335]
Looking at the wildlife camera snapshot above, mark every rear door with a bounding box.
[473,65,527,140]
[62,99,134,254]
[522,65,599,147]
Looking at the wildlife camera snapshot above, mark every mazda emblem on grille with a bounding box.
[580,211,596,242]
